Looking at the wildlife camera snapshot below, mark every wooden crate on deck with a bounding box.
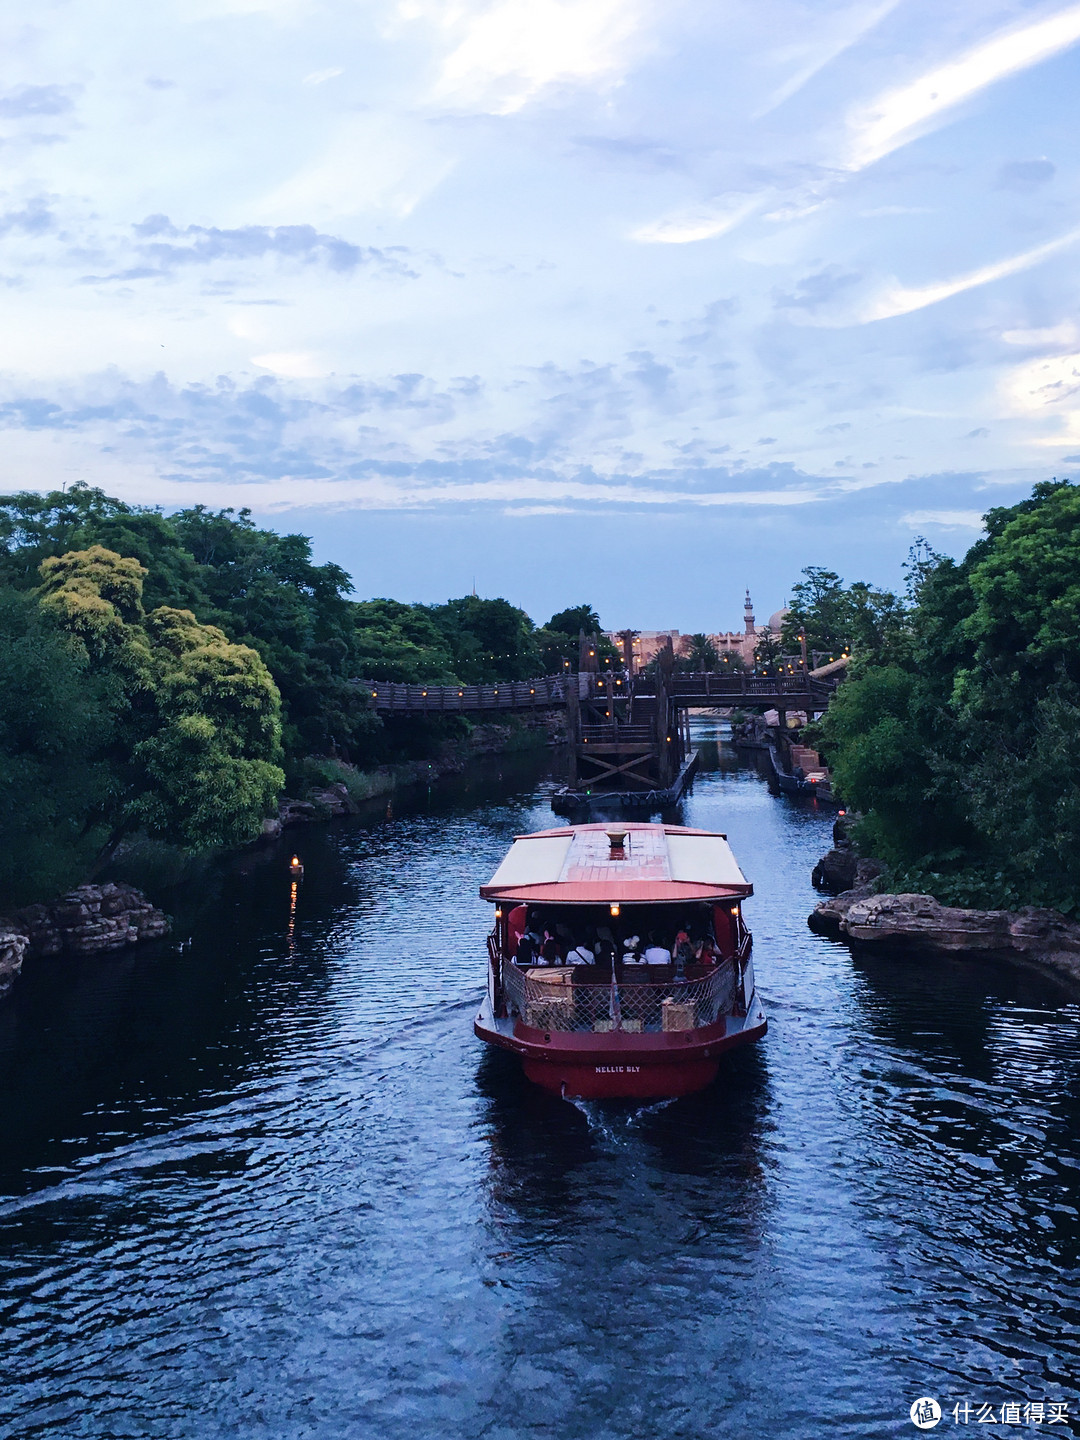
[661,998,696,1031]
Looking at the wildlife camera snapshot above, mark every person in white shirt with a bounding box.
[643,936,670,965]
[567,943,593,965]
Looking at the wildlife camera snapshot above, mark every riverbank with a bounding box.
[266,715,560,835]
[0,715,560,1001]
[809,880,1080,988]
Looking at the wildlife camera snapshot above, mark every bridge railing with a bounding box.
[355,675,569,713]
[352,670,840,714]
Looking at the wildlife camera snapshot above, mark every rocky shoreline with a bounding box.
[0,883,171,998]
[809,878,1080,988]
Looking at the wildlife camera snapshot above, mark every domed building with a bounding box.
[765,607,790,635]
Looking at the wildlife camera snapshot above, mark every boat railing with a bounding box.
[502,961,737,1034]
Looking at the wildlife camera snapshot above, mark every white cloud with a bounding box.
[303,68,343,85]
[408,0,645,115]
[858,226,1080,323]
[848,4,1080,169]
[103,472,834,512]
[1005,350,1080,412]
[631,196,762,245]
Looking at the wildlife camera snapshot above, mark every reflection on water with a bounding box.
[0,721,1078,1439]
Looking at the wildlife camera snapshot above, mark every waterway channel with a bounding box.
[1,719,1079,1438]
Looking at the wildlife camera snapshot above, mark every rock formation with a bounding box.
[0,924,29,998]
[811,849,883,891]
[809,889,1080,985]
[0,882,171,983]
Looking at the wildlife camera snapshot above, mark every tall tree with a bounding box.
[38,546,284,862]
[0,590,114,906]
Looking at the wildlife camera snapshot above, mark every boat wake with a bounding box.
[562,1093,679,1142]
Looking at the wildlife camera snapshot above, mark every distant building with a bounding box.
[605,591,789,672]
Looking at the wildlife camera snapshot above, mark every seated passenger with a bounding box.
[696,937,720,967]
[540,931,559,965]
[567,942,593,965]
[672,927,694,980]
[515,932,536,967]
[643,933,670,965]
[622,934,644,964]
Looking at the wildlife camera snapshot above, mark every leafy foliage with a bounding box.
[781,565,905,663]
[817,480,1080,913]
[680,633,719,671]
[0,591,114,905]
[37,547,285,859]
[0,481,615,904]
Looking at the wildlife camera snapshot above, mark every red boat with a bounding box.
[474,822,766,1099]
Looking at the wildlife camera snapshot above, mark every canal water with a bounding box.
[1,720,1078,1439]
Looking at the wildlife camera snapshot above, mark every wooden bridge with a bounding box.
[355,671,838,716]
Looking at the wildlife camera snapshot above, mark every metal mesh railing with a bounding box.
[503,962,737,1034]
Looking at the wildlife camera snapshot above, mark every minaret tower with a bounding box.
[743,588,755,637]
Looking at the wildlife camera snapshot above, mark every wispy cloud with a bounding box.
[859,226,1080,323]
[754,0,901,118]
[848,4,1080,168]
[630,196,762,245]
[901,509,985,530]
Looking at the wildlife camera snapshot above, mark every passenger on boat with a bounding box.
[515,931,536,967]
[567,942,592,965]
[540,931,560,965]
[673,926,694,980]
[593,935,616,971]
[696,936,720,967]
[643,934,670,965]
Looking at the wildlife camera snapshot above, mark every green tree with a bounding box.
[817,479,1080,912]
[38,546,284,861]
[170,504,372,759]
[753,631,785,674]
[353,599,458,682]
[429,595,540,682]
[547,604,601,636]
[0,590,114,906]
[781,566,905,662]
[0,483,205,611]
[681,633,719,671]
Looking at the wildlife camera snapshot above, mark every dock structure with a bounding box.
[556,634,695,813]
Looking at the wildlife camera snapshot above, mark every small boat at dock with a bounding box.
[474,822,766,1099]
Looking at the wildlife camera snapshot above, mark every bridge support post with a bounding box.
[566,677,580,788]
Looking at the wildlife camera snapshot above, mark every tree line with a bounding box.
[789,480,1080,915]
[0,484,606,907]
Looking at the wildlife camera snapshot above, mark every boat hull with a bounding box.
[475,998,767,1099]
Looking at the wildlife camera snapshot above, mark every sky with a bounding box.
[3,0,1080,629]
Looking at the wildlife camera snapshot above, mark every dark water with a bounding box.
[1,721,1079,1440]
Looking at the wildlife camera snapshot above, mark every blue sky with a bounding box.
[3,0,1080,629]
